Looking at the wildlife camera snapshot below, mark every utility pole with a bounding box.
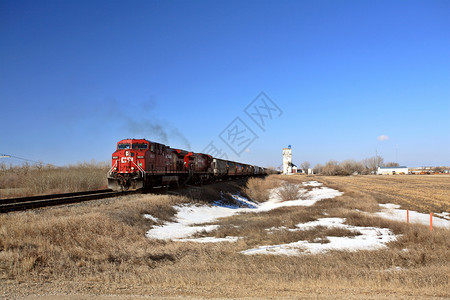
[376,148,378,169]
[396,144,398,165]
[0,155,8,200]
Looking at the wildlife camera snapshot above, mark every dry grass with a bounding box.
[0,175,449,298]
[243,174,312,203]
[276,181,301,201]
[244,178,272,203]
[0,162,110,198]
[315,175,450,214]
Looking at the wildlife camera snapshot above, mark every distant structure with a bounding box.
[409,166,450,174]
[283,145,292,175]
[377,166,409,175]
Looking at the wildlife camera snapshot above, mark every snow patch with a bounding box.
[435,211,450,221]
[294,217,348,230]
[302,181,323,187]
[256,186,343,212]
[146,182,343,242]
[143,214,159,222]
[376,204,450,229]
[175,236,240,243]
[242,217,397,256]
[146,205,237,240]
[213,192,258,209]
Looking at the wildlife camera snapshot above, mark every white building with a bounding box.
[377,166,409,175]
[283,146,292,174]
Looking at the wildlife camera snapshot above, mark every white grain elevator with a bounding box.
[283,145,292,174]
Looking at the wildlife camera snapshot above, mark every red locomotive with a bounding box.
[107,138,266,190]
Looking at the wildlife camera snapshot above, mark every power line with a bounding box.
[0,153,43,165]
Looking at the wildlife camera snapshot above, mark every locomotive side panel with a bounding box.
[194,153,212,173]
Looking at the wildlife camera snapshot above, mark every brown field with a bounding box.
[0,175,448,299]
[315,175,450,214]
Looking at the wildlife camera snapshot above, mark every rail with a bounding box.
[0,189,136,213]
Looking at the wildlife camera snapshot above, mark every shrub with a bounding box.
[277,182,301,201]
[243,177,271,203]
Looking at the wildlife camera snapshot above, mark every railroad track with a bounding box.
[0,189,137,213]
[0,177,254,213]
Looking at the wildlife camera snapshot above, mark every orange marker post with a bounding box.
[430,213,433,232]
[407,210,409,224]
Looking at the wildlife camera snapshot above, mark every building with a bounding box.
[283,146,292,175]
[377,166,409,175]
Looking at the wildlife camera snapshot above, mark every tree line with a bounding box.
[298,156,403,176]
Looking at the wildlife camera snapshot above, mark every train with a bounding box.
[107,138,267,191]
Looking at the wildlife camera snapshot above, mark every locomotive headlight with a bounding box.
[131,167,135,170]
[125,151,129,157]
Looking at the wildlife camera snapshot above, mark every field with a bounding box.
[317,175,449,214]
[0,175,448,299]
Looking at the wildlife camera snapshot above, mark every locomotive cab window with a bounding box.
[132,143,149,150]
[118,143,131,150]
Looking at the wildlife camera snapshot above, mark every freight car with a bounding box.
[107,138,266,191]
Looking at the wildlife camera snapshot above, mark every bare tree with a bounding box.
[362,155,384,173]
[341,159,365,175]
[384,162,400,167]
[322,160,346,176]
[313,163,323,175]
[300,161,310,173]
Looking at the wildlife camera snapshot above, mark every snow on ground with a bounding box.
[213,193,259,209]
[146,205,237,240]
[146,181,343,242]
[143,214,159,222]
[256,186,343,212]
[302,181,323,187]
[176,236,240,243]
[376,203,450,229]
[435,212,450,221]
[242,218,397,256]
[145,180,446,254]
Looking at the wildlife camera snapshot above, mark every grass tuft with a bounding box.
[277,182,301,201]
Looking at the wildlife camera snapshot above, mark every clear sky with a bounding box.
[1,0,449,168]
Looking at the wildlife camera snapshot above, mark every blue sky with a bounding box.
[1,0,449,168]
